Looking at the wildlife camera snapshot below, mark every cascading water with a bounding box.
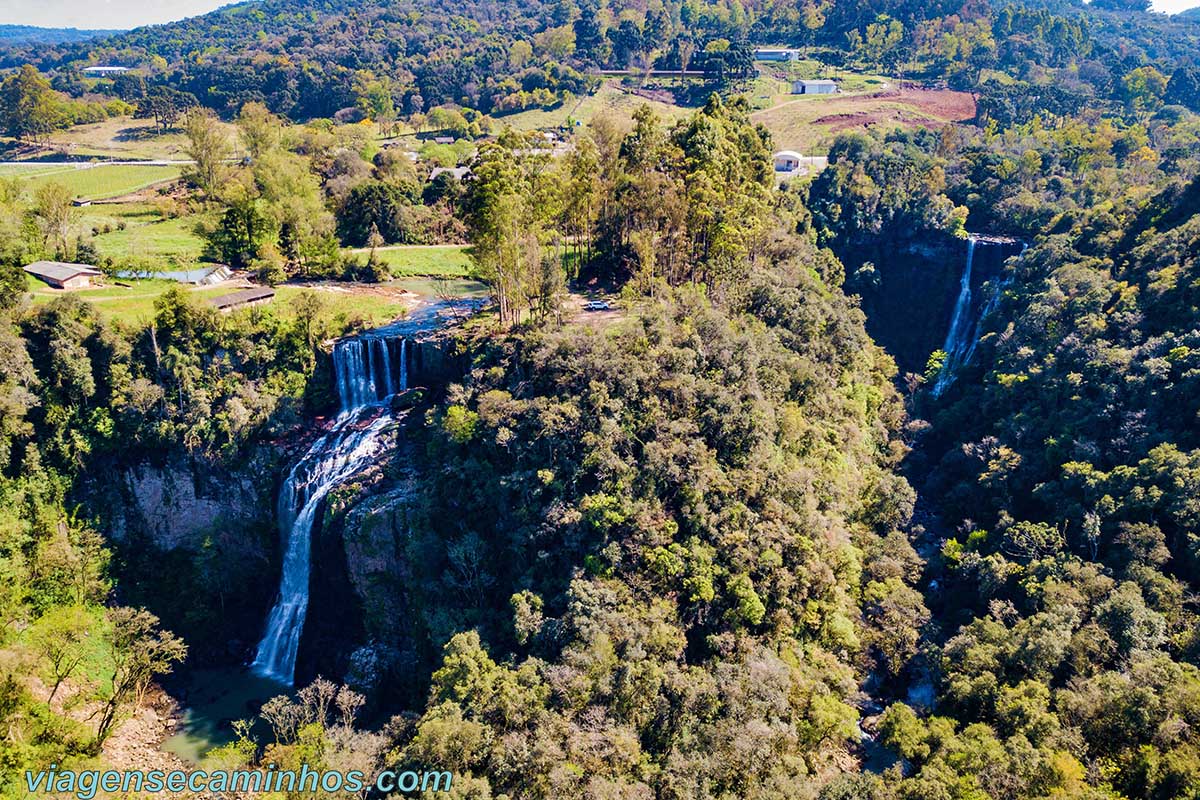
[932,237,1026,396]
[960,241,1027,372]
[251,334,409,685]
[932,236,977,396]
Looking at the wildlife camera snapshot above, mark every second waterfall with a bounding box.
[250,335,408,685]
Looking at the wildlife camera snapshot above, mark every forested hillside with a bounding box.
[804,52,1200,798]
[3,0,1199,123]
[1,0,1200,796]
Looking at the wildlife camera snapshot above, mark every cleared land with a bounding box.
[4,116,229,161]
[347,244,473,277]
[753,87,976,155]
[26,271,486,326]
[495,83,690,131]
[92,214,210,268]
[0,163,182,201]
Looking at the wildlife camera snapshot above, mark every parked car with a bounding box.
[583,299,612,311]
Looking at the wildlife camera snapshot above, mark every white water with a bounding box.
[933,237,1026,396]
[960,241,1027,372]
[251,335,409,685]
[932,237,978,397]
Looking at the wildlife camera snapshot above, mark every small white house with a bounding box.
[792,79,838,95]
[773,151,804,172]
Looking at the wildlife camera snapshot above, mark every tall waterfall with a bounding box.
[251,334,409,685]
[932,236,978,396]
[932,237,1026,396]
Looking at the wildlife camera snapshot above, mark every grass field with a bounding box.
[16,116,223,161]
[752,87,976,155]
[348,245,474,277]
[93,214,210,268]
[0,163,182,201]
[26,275,413,327]
[78,202,164,229]
[26,274,233,324]
[26,271,488,327]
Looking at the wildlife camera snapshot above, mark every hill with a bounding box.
[2,0,1198,125]
[0,24,122,45]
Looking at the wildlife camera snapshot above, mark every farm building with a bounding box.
[773,151,804,172]
[24,261,102,289]
[754,48,801,62]
[117,265,232,285]
[429,166,471,181]
[209,287,275,312]
[792,79,838,95]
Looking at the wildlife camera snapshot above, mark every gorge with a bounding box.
[251,303,472,686]
[250,336,409,684]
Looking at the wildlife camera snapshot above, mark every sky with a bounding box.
[2,0,233,30]
[0,0,1195,30]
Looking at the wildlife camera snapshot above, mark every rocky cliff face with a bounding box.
[847,234,1023,374]
[87,449,283,664]
[295,330,464,694]
[108,458,272,550]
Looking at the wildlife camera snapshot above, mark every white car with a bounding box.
[583,300,612,311]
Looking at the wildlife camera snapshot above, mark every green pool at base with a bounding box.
[160,668,289,764]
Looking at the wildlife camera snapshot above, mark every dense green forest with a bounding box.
[2,0,1200,796]
[3,0,1199,125]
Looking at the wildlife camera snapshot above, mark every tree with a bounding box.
[1165,67,1200,113]
[289,290,327,354]
[336,180,411,246]
[0,65,62,142]
[201,190,275,268]
[182,108,232,199]
[1122,66,1168,115]
[573,1,607,63]
[32,181,76,259]
[236,101,281,159]
[426,106,471,139]
[30,605,92,702]
[462,135,554,325]
[93,607,186,746]
[137,87,197,132]
[356,77,398,137]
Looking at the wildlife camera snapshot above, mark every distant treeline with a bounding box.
[2,0,1199,124]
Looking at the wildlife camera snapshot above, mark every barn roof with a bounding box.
[24,261,102,282]
[209,287,275,309]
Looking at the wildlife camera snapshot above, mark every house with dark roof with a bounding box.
[209,287,275,312]
[24,261,102,289]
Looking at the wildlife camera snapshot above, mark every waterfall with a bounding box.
[932,237,1026,396]
[960,241,1026,372]
[251,334,410,685]
[932,236,977,396]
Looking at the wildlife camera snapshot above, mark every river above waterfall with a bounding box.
[252,296,486,685]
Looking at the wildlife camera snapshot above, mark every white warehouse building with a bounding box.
[792,79,838,95]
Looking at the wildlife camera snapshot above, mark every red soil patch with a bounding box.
[866,87,976,120]
[811,88,975,134]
